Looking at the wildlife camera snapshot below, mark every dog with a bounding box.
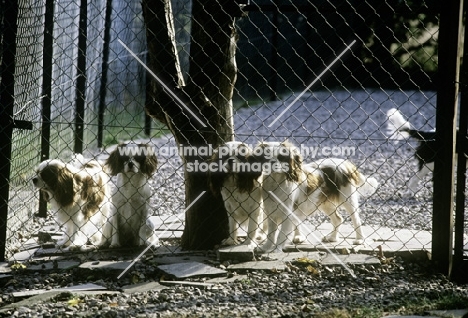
[386,108,457,192]
[250,141,303,252]
[295,158,378,246]
[32,155,111,250]
[208,141,266,248]
[251,141,378,253]
[105,143,160,247]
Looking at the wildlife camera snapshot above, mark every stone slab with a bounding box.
[150,255,210,265]
[228,260,287,271]
[218,244,255,262]
[226,252,380,271]
[281,223,432,257]
[0,291,64,313]
[79,260,132,271]
[122,281,167,294]
[9,248,38,262]
[27,261,80,271]
[157,261,227,279]
[159,280,217,288]
[205,274,249,284]
[11,283,107,298]
[0,262,12,273]
[321,254,380,266]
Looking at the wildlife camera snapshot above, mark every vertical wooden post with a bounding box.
[0,0,19,261]
[452,2,468,283]
[37,0,54,218]
[74,0,87,154]
[97,0,113,149]
[432,0,463,275]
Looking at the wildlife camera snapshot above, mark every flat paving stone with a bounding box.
[321,253,381,265]
[122,281,167,294]
[218,244,255,262]
[157,261,227,279]
[11,283,107,298]
[27,260,80,271]
[80,260,132,271]
[0,262,12,273]
[149,253,210,265]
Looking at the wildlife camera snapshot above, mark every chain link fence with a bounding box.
[0,0,465,279]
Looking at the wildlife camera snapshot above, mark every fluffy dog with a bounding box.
[295,158,378,246]
[251,141,303,252]
[105,143,159,247]
[209,141,266,248]
[251,141,378,253]
[385,108,463,192]
[32,155,111,250]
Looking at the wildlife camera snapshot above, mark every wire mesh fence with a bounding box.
[0,0,465,280]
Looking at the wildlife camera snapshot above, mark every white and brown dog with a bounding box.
[296,158,378,246]
[105,143,159,247]
[209,141,266,248]
[250,141,303,252]
[32,155,111,250]
[251,141,378,253]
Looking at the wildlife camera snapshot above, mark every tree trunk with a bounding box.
[143,0,238,249]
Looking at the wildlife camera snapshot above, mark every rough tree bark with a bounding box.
[142,0,239,249]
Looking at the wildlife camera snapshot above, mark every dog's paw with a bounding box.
[352,238,365,245]
[321,235,338,243]
[221,237,239,246]
[80,245,98,252]
[109,243,121,249]
[293,234,306,244]
[145,236,160,247]
[255,243,279,253]
[240,240,258,249]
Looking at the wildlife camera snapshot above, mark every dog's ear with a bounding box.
[277,143,303,182]
[140,145,158,176]
[289,151,304,182]
[53,166,75,207]
[106,145,125,176]
[78,175,105,220]
[251,143,268,164]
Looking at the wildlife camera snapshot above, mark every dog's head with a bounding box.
[252,140,304,182]
[33,159,107,219]
[106,143,158,177]
[33,159,75,207]
[209,141,262,195]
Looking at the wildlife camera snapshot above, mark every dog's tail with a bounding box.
[386,108,436,141]
[311,159,379,197]
[386,108,412,140]
[355,174,379,196]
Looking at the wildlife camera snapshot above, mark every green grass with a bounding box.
[94,107,170,148]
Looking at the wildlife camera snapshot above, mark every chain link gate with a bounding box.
[0,0,466,282]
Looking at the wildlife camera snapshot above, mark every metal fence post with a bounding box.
[74,0,88,154]
[0,0,19,262]
[97,0,113,149]
[432,0,463,275]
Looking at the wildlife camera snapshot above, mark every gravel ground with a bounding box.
[2,89,468,317]
[1,258,467,317]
